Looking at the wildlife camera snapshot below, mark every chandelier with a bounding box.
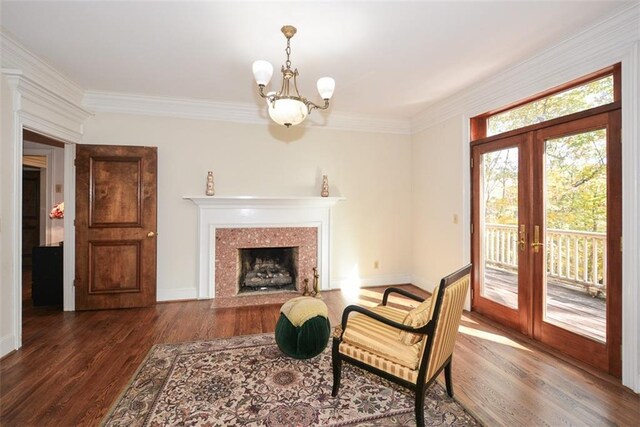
[252,25,335,127]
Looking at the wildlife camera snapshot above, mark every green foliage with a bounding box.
[482,77,611,234]
[545,131,606,232]
[488,76,613,136]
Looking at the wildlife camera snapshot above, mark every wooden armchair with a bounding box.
[331,264,471,427]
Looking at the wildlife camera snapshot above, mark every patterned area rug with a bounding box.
[103,334,479,426]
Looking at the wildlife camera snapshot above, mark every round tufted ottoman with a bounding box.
[275,296,331,359]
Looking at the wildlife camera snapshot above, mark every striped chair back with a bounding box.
[423,265,471,381]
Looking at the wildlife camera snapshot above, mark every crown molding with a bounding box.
[410,2,640,133]
[1,30,85,105]
[82,90,411,135]
[4,70,92,126]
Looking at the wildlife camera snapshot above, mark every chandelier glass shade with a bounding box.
[252,25,335,127]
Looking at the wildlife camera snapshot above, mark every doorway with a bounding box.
[470,65,622,376]
[21,130,66,319]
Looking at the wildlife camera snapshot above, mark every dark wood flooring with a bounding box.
[1,278,638,426]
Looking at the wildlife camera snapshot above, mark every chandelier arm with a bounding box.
[292,71,303,98]
[257,85,269,99]
[306,99,331,112]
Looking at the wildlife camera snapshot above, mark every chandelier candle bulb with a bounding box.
[317,77,335,100]
[252,60,274,86]
[253,25,335,127]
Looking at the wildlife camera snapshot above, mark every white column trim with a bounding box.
[621,42,639,393]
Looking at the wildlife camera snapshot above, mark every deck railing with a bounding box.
[484,223,606,293]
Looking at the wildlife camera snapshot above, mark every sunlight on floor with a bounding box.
[458,325,531,351]
[340,265,362,304]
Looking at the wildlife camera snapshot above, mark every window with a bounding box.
[471,64,619,140]
[488,76,613,136]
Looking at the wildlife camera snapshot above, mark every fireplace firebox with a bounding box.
[237,247,298,294]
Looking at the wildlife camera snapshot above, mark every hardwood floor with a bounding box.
[1,284,638,426]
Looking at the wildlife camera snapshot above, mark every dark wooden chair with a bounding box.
[331,264,472,427]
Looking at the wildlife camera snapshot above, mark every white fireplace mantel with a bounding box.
[184,196,345,299]
[183,195,345,209]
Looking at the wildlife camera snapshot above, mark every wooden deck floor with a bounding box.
[484,266,606,342]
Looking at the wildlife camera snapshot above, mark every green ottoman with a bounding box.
[275,296,331,359]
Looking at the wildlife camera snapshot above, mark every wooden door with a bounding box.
[75,145,157,310]
[22,169,41,268]
[471,134,532,334]
[531,111,621,376]
[471,109,621,376]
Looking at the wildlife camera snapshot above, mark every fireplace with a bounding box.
[214,227,317,305]
[184,195,344,306]
[237,247,298,294]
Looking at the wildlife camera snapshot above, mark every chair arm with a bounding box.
[382,287,426,305]
[339,305,432,337]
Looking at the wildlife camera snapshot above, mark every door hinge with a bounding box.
[73,279,77,288]
[73,219,76,226]
[470,223,474,234]
[620,236,623,252]
[471,157,474,168]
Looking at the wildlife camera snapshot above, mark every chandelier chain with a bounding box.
[285,39,291,69]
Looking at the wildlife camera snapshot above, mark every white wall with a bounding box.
[411,115,466,292]
[82,113,413,300]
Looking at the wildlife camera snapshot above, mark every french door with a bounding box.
[471,109,621,376]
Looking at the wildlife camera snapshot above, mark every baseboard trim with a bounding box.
[331,274,412,289]
[410,275,437,293]
[0,334,16,359]
[156,287,198,302]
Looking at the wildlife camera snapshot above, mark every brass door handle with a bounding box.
[531,225,543,253]
[518,224,526,251]
[147,231,157,237]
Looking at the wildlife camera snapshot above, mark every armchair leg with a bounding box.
[415,383,426,427]
[444,359,454,398]
[331,339,342,397]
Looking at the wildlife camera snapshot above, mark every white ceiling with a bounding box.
[0,1,631,120]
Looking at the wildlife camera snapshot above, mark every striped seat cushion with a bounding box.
[341,305,422,369]
[339,341,419,384]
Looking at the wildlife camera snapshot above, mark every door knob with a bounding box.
[147,231,157,237]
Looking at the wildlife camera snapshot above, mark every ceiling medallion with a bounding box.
[252,25,335,128]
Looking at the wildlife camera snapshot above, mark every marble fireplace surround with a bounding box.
[184,196,344,304]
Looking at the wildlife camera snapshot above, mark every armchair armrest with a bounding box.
[382,287,426,306]
[338,304,433,338]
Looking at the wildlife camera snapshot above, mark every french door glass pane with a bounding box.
[543,129,607,342]
[481,147,519,309]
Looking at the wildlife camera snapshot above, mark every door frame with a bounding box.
[20,127,77,313]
